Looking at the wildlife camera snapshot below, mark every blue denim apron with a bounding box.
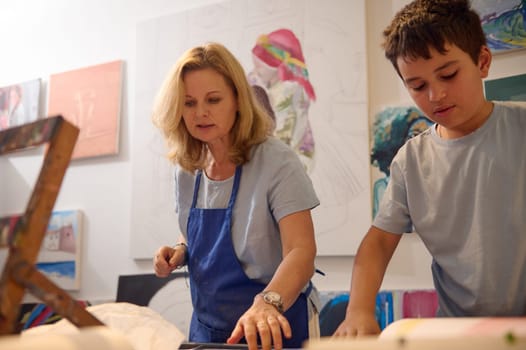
[186,166,310,347]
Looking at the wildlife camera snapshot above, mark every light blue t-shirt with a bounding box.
[374,101,526,316]
[175,137,320,283]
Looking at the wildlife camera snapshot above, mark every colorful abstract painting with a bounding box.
[376,291,395,330]
[48,60,123,160]
[0,79,41,131]
[370,106,433,218]
[402,290,439,318]
[473,0,526,54]
[36,210,82,290]
[248,28,316,174]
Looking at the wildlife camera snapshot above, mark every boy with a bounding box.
[334,0,526,337]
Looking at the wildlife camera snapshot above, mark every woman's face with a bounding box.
[182,68,238,148]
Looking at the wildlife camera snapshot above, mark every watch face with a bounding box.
[261,291,283,313]
[263,291,281,303]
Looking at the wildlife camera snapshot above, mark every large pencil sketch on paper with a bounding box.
[131,0,370,257]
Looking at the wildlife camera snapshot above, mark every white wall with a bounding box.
[0,0,224,303]
[1,0,524,304]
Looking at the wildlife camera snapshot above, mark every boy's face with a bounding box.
[397,43,492,137]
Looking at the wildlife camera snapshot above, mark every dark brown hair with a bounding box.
[382,0,486,75]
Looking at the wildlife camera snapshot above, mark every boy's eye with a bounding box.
[441,71,458,80]
[411,83,426,91]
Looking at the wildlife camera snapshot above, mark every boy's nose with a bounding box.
[429,84,446,102]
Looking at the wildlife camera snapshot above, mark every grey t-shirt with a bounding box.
[374,101,526,316]
[175,137,320,283]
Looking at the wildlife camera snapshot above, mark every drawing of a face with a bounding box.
[251,55,278,85]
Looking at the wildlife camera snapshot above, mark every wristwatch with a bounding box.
[259,291,284,314]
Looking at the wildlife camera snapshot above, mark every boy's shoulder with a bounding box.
[493,100,526,114]
[492,101,526,126]
[403,126,433,149]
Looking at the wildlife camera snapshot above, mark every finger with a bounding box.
[335,328,356,338]
[267,316,283,350]
[227,323,244,345]
[256,321,271,350]
[243,323,259,350]
[277,314,292,339]
[153,258,171,277]
[168,254,177,266]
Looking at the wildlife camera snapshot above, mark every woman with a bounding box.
[152,42,320,350]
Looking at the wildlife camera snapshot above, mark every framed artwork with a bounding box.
[36,210,83,291]
[484,73,526,101]
[0,79,41,131]
[48,60,123,160]
[472,0,526,54]
[370,106,433,219]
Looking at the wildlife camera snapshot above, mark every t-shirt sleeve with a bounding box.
[268,145,320,222]
[373,153,413,234]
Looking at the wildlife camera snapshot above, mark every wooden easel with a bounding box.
[0,116,104,334]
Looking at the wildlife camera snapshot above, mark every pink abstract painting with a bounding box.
[48,60,123,159]
[402,290,438,318]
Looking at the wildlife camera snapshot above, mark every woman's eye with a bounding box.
[184,100,195,107]
[208,97,221,104]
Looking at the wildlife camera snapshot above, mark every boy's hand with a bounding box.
[332,311,380,337]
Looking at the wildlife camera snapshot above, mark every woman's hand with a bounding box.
[227,294,291,350]
[153,245,185,277]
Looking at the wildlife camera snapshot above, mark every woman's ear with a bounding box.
[478,45,492,78]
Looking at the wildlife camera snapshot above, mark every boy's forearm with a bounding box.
[346,260,384,316]
[345,227,399,317]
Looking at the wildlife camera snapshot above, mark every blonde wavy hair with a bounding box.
[151,42,272,173]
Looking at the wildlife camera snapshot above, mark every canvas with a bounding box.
[47,60,123,160]
[131,0,370,258]
[484,73,526,101]
[36,210,83,290]
[472,0,526,54]
[370,106,433,219]
[0,79,41,131]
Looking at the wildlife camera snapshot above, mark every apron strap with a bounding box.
[190,166,242,210]
[227,166,242,210]
[190,170,203,209]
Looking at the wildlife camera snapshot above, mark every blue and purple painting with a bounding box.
[473,0,526,53]
[370,107,433,218]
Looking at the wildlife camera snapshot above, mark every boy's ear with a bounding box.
[478,45,492,78]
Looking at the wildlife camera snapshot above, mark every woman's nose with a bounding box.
[195,103,208,117]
